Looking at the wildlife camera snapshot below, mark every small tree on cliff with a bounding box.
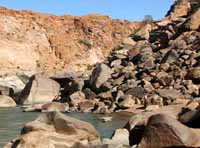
[143,15,153,24]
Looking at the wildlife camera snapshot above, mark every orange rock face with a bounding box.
[0,7,142,76]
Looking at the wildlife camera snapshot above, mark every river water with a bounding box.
[0,107,131,147]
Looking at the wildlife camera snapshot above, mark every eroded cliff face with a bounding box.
[0,7,142,77]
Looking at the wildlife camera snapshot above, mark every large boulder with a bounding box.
[122,37,136,46]
[125,103,187,131]
[90,63,112,89]
[103,128,129,146]
[118,95,136,109]
[4,131,55,148]
[183,9,200,30]
[132,24,152,41]
[166,0,191,18]
[5,112,101,148]
[156,88,185,101]
[161,49,179,64]
[187,67,200,82]
[0,75,26,94]
[69,91,86,107]
[19,75,60,105]
[78,100,96,113]
[125,87,149,99]
[0,95,16,107]
[138,114,200,148]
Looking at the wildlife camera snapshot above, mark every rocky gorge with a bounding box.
[0,0,200,147]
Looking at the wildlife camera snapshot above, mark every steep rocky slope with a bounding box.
[3,0,200,148]
[0,7,142,77]
[17,0,200,113]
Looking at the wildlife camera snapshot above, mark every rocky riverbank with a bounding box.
[0,0,200,147]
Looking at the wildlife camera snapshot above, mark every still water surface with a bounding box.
[0,107,130,147]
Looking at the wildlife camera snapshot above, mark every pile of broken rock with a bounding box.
[1,0,200,147]
[55,0,200,114]
[0,0,199,114]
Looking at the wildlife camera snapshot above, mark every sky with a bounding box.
[0,0,174,21]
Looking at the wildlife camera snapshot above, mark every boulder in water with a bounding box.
[19,74,60,105]
[5,111,101,148]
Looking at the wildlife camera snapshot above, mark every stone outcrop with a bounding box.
[125,103,187,131]
[103,128,129,147]
[0,7,142,77]
[166,0,191,18]
[166,0,200,19]
[4,112,101,148]
[183,8,200,30]
[138,114,200,148]
[90,63,112,89]
[0,75,26,93]
[19,74,60,105]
